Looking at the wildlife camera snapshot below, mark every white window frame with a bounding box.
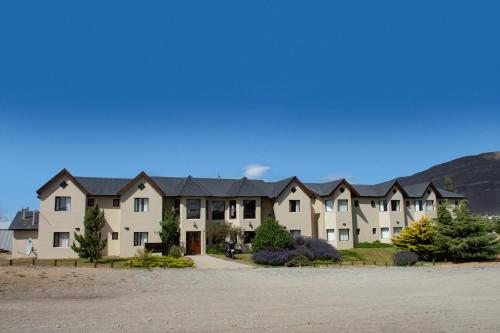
[339,229,349,241]
[53,232,70,248]
[326,229,335,241]
[379,200,388,212]
[325,200,334,212]
[425,200,434,211]
[134,198,149,212]
[289,200,301,213]
[338,200,349,212]
[55,196,71,211]
[381,227,390,239]
[415,200,424,212]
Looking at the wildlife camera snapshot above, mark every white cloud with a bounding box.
[243,164,271,178]
[323,173,357,182]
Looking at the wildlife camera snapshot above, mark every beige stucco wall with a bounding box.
[273,181,314,238]
[119,178,163,258]
[316,184,353,249]
[179,197,207,255]
[11,230,39,259]
[37,176,86,259]
[405,187,438,226]
[90,196,121,257]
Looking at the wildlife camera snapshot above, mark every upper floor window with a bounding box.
[113,199,120,207]
[415,200,424,212]
[354,200,359,207]
[378,200,388,212]
[325,200,334,212]
[53,232,69,247]
[229,200,237,219]
[289,200,300,213]
[338,200,349,212]
[211,200,225,220]
[425,200,434,211]
[55,197,71,211]
[134,198,149,212]
[391,200,400,211]
[243,200,256,219]
[87,198,95,207]
[406,201,410,208]
[173,199,181,215]
[186,199,201,219]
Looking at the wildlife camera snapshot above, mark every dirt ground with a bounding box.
[1,263,499,333]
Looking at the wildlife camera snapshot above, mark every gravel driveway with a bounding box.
[1,264,499,332]
[187,255,251,269]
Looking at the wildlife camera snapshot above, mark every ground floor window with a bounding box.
[381,228,390,239]
[290,230,301,240]
[243,231,256,244]
[134,232,148,246]
[111,232,119,240]
[339,229,349,241]
[327,229,335,241]
[393,227,402,236]
[372,228,376,235]
[53,232,69,247]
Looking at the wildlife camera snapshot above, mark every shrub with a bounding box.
[285,254,312,267]
[133,249,155,267]
[157,212,180,255]
[355,241,394,248]
[251,218,294,252]
[339,249,364,261]
[168,245,183,258]
[392,216,438,260]
[393,251,418,266]
[252,249,297,266]
[297,237,341,260]
[207,246,224,255]
[312,258,337,266]
[130,253,193,268]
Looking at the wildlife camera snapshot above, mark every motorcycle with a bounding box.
[224,241,236,259]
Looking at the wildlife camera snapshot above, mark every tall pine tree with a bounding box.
[71,204,107,262]
[434,201,499,261]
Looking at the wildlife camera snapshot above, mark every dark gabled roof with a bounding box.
[436,188,467,199]
[9,210,39,230]
[36,170,467,200]
[36,169,89,195]
[75,177,130,196]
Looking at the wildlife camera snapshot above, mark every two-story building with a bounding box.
[10,169,465,258]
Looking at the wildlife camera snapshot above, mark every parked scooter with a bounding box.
[224,241,236,259]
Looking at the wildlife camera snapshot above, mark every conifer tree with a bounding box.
[71,205,107,262]
[158,212,180,255]
[434,201,499,261]
[443,177,455,192]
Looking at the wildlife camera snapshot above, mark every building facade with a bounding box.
[10,169,465,258]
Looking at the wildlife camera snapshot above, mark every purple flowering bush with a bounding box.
[252,249,298,266]
[297,237,342,261]
[393,251,419,266]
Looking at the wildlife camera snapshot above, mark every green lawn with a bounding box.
[340,248,398,264]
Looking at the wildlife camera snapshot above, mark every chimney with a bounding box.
[21,207,29,219]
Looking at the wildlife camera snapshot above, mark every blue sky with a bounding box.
[1,1,499,218]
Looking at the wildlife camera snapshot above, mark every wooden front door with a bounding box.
[186,231,201,255]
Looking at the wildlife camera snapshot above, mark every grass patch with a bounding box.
[355,241,395,248]
[340,250,366,261]
[341,247,398,264]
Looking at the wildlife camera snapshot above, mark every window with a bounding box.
[339,229,349,241]
[455,201,459,207]
[415,200,424,211]
[138,183,145,190]
[381,228,390,239]
[379,200,388,212]
[53,232,69,247]
[372,228,376,235]
[371,200,376,208]
[243,200,256,219]
[211,200,225,220]
[186,199,201,219]
[356,228,360,235]
[134,232,148,246]
[327,229,335,241]
[290,230,301,240]
[393,227,402,236]
[290,187,297,193]
[338,200,349,212]
[243,231,255,244]
[406,201,410,208]
[87,198,95,207]
[354,200,359,207]
[425,200,434,211]
[174,199,180,215]
[229,200,237,219]
[113,199,120,207]
[134,198,149,212]
[60,181,68,189]
[391,200,400,211]
[111,232,119,240]
[325,200,334,212]
[289,200,300,213]
[55,197,71,211]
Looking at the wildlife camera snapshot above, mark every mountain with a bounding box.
[396,152,500,215]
